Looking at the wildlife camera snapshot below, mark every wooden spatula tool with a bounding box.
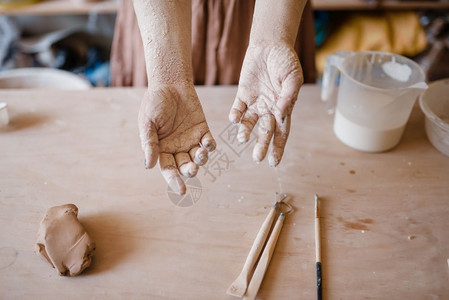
[243,212,286,300]
[226,194,285,297]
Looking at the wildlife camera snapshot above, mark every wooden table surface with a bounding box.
[1,85,448,299]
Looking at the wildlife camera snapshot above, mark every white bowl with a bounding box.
[0,68,91,90]
[419,78,449,157]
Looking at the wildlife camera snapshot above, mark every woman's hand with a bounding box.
[139,83,216,195]
[134,0,216,195]
[229,43,303,167]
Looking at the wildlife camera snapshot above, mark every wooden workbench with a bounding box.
[1,85,448,299]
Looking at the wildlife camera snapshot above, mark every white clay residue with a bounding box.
[382,59,412,82]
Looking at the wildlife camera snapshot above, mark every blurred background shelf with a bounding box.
[0,0,118,16]
[313,0,449,10]
[1,0,448,16]
[0,0,448,86]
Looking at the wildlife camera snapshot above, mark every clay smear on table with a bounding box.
[35,204,95,276]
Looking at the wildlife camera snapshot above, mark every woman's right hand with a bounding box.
[139,83,216,195]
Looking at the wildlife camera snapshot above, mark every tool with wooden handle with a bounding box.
[226,202,279,297]
[243,213,286,300]
[315,194,322,300]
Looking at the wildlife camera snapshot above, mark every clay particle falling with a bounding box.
[408,235,416,240]
[349,170,356,175]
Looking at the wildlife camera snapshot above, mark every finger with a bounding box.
[237,109,258,144]
[201,131,216,152]
[229,97,247,124]
[252,114,275,163]
[175,152,198,178]
[160,153,186,195]
[138,119,159,169]
[276,69,303,120]
[268,115,291,167]
[189,146,208,166]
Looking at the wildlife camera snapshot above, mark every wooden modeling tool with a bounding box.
[243,212,286,300]
[226,195,283,297]
[315,194,322,300]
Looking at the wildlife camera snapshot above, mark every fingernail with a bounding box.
[252,145,263,163]
[237,133,247,144]
[179,164,188,177]
[169,176,186,195]
[268,155,279,168]
[197,151,206,160]
[188,167,197,177]
[177,178,186,195]
[209,140,217,151]
[229,112,241,124]
[181,163,198,178]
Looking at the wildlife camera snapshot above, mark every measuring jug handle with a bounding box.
[321,51,352,102]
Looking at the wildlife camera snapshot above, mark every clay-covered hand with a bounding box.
[229,43,303,167]
[139,83,216,195]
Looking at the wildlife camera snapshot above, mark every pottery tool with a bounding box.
[243,212,286,300]
[242,198,293,300]
[315,194,322,300]
[226,194,285,297]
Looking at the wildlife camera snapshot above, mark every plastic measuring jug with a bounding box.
[321,51,428,152]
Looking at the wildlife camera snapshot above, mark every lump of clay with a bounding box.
[35,204,95,276]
